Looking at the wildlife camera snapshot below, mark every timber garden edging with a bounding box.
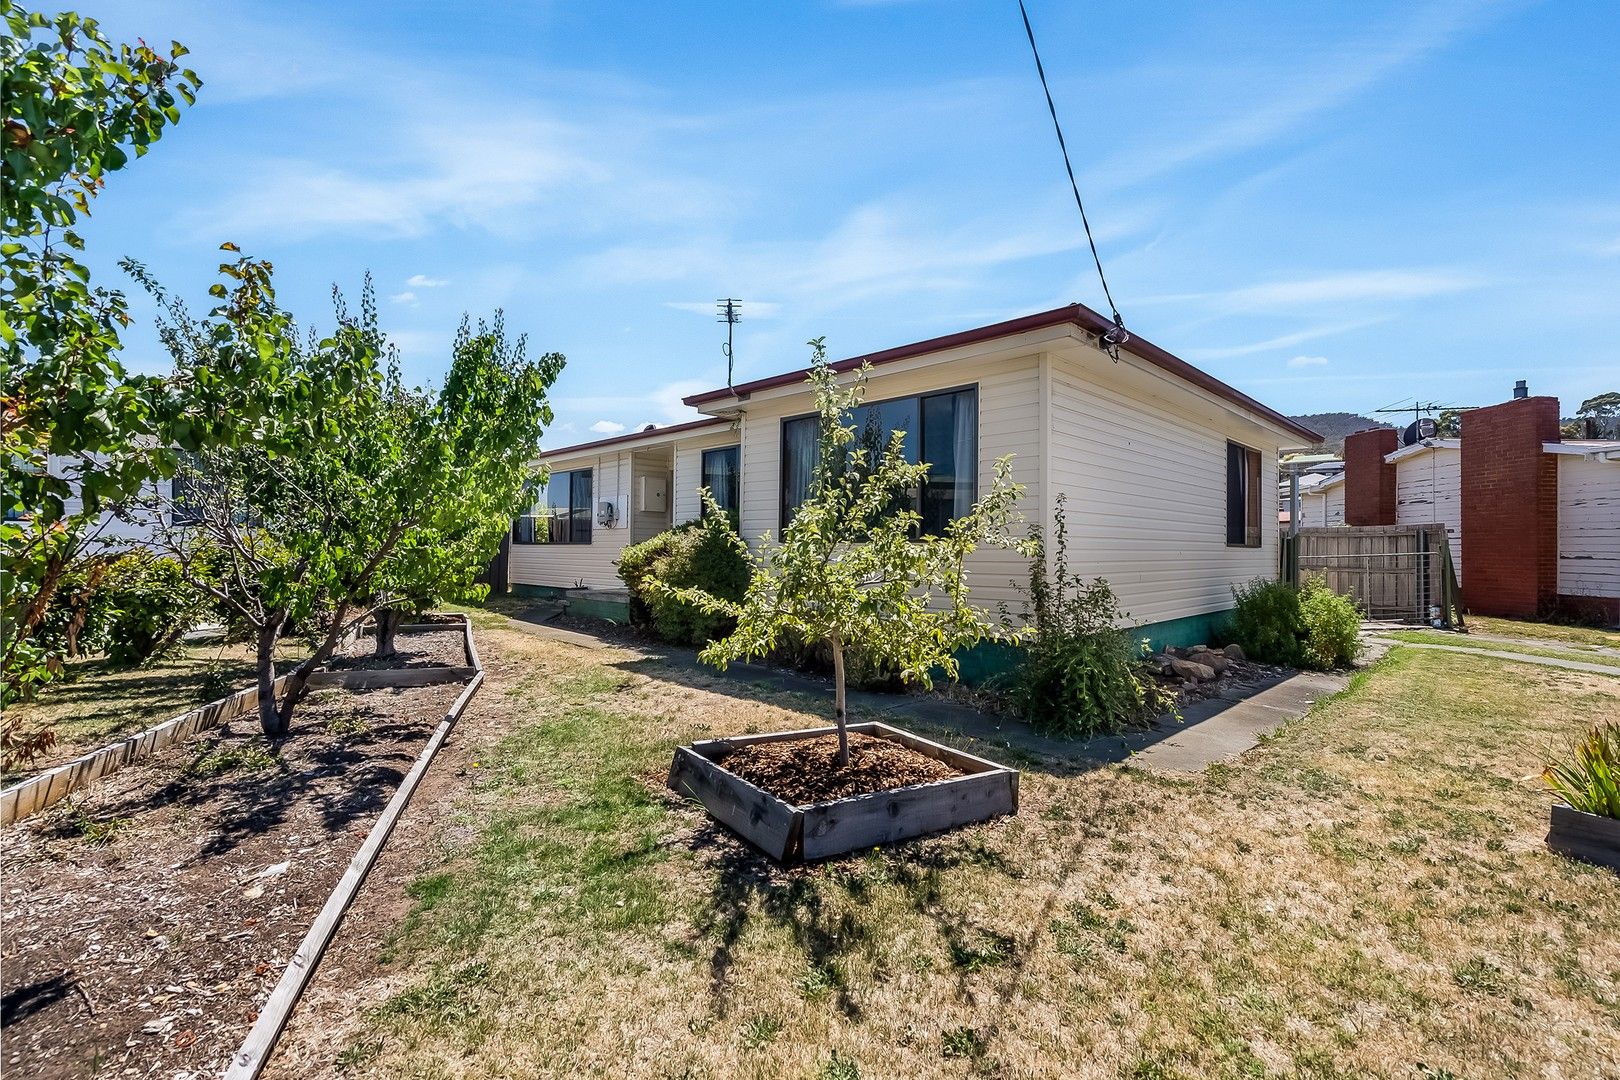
[668,721,1019,861]
[0,618,477,827]
[224,613,484,1080]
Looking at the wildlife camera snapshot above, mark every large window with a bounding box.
[1226,441,1262,547]
[781,386,977,534]
[701,446,740,519]
[514,468,593,545]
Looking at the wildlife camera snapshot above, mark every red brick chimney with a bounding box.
[1461,396,1561,617]
[1344,427,1399,526]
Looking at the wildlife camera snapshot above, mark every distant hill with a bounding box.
[1288,412,1392,453]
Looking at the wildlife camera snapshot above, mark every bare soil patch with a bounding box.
[0,679,464,1080]
[720,731,963,805]
[327,627,468,671]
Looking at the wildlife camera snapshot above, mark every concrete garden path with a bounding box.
[1370,639,1620,677]
[488,602,1346,775]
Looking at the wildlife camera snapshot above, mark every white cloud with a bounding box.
[407,274,449,288]
[1144,269,1484,314]
[390,291,417,305]
[589,420,626,434]
[1093,0,1513,192]
[1287,355,1330,368]
[1183,320,1379,361]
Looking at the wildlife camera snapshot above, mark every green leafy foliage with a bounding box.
[1007,496,1160,737]
[1230,576,1362,671]
[2,3,201,702]
[1298,576,1362,670]
[618,515,752,645]
[130,264,561,733]
[1542,722,1620,819]
[367,313,561,656]
[1229,578,1305,667]
[652,339,1031,764]
[98,550,205,665]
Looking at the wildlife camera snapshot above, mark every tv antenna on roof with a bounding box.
[717,298,741,390]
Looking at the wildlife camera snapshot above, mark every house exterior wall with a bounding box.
[672,425,743,523]
[1299,485,1344,529]
[1557,455,1620,606]
[629,447,672,543]
[1461,396,1561,617]
[1047,351,1283,634]
[508,449,634,591]
[732,351,1043,616]
[1394,445,1464,581]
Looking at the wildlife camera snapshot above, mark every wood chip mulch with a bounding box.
[0,679,465,1080]
[718,732,963,806]
[325,627,468,671]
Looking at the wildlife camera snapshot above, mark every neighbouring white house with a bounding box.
[3,454,201,550]
[508,304,1320,662]
[1326,395,1619,622]
[1295,470,1346,529]
[1388,437,1464,580]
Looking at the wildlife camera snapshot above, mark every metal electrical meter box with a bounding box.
[638,476,668,514]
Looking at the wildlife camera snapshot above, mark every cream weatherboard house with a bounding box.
[508,304,1321,660]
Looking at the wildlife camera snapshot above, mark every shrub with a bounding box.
[1229,578,1304,667]
[31,555,120,664]
[1543,721,1620,819]
[99,551,206,666]
[1008,497,1160,738]
[618,514,752,646]
[1230,576,1361,671]
[1299,576,1361,669]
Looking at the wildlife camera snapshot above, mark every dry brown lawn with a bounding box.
[272,614,1620,1080]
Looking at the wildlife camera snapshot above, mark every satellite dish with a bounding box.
[1402,418,1438,446]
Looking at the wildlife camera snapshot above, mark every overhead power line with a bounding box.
[1016,0,1128,356]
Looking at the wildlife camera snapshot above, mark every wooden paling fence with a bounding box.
[1293,523,1463,626]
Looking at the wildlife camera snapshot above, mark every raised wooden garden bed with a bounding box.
[668,721,1018,861]
[1546,803,1620,871]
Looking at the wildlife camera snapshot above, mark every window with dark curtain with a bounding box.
[1226,442,1262,547]
[781,386,978,533]
[701,446,740,518]
[512,467,593,545]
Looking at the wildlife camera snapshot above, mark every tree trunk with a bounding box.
[276,598,353,729]
[374,607,404,658]
[255,614,288,737]
[829,637,849,767]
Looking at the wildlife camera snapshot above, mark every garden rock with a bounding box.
[1168,657,1217,682]
[1224,643,1246,661]
[1188,646,1230,674]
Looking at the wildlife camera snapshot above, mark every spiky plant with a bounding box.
[1543,722,1620,819]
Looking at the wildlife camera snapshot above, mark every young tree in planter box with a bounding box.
[653,340,1032,766]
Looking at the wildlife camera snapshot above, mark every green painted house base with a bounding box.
[950,608,1236,688]
[508,583,631,624]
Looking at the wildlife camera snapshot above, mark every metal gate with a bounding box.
[1292,523,1463,625]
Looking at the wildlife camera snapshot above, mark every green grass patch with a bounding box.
[1385,630,1620,669]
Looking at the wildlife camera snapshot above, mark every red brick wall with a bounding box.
[1460,397,1560,617]
[1344,428,1398,526]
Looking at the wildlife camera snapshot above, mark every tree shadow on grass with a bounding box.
[686,817,1031,1022]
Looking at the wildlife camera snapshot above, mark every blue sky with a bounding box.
[85,0,1619,443]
